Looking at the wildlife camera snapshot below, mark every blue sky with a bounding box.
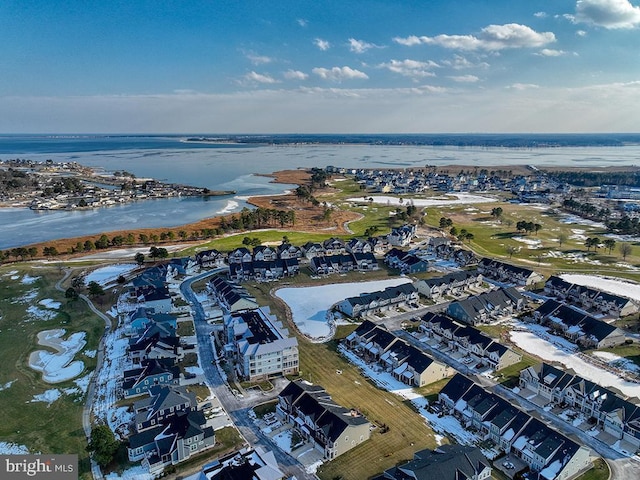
[1,0,639,133]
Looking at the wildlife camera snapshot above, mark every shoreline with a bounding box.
[1,169,355,256]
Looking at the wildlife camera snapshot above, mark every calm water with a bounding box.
[1,135,639,249]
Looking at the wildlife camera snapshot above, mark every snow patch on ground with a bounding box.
[350,193,497,207]
[512,236,542,249]
[85,264,138,286]
[0,379,16,391]
[510,330,640,398]
[276,278,412,340]
[30,388,62,406]
[592,351,640,375]
[39,298,61,309]
[20,275,39,285]
[28,329,86,383]
[26,305,58,321]
[104,465,154,480]
[12,289,38,304]
[560,274,640,303]
[0,442,30,454]
[93,322,134,440]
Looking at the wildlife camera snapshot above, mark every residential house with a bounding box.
[227,247,252,264]
[446,287,525,326]
[121,358,180,398]
[196,447,286,480]
[195,249,226,268]
[253,245,278,262]
[375,444,491,480]
[302,241,325,260]
[534,299,627,348]
[520,363,640,449]
[438,374,592,478]
[276,380,371,460]
[477,258,544,287]
[336,283,418,318]
[128,386,214,475]
[384,248,429,274]
[352,252,379,271]
[346,321,451,387]
[346,238,373,255]
[420,313,522,371]
[277,243,303,260]
[128,321,183,364]
[387,224,417,247]
[323,237,347,256]
[223,307,299,381]
[414,270,483,301]
[545,275,638,318]
[207,276,259,313]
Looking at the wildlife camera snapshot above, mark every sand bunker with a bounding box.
[29,329,86,383]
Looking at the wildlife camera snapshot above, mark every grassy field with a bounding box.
[295,326,440,480]
[0,264,104,479]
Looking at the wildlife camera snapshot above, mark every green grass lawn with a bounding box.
[0,264,104,479]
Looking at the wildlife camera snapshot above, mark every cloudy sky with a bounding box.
[1,0,639,133]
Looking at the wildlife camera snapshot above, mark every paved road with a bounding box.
[55,268,106,480]
[392,328,640,479]
[180,271,317,480]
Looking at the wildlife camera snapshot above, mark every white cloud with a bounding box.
[312,66,369,81]
[393,23,556,51]
[348,38,380,53]
[576,29,588,35]
[574,0,640,29]
[448,75,480,83]
[534,11,548,18]
[508,83,540,90]
[243,71,279,84]
[283,69,309,80]
[246,53,273,65]
[378,59,438,78]
[314,38,331,51]
[297,18,308,27]
[441,54,490,70]
[535,48,570,56]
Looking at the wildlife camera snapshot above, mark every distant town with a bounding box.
[0,158,234,210]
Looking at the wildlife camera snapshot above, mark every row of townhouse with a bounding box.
[414,270,483,301]
[544,275,639,318]
[276,380,371,461]
[207,276,259,313]
[310,252,378,275]
[229,258,300,282]
[420,313,522,371]
[439,374,592,480]
[430,242,478,267]
[223,307,299,382]
[520,363,640,450]
[345,320,453,387]
[446,287,526,326]
[336,282,418,318]
[534,299,627,349]
[195,446,286,480]
[226,235,392,264]
[477,258,544,287]
[127,385,215,475]
[384,248,430,274]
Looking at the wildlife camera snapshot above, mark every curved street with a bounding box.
[180,271,318,480]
